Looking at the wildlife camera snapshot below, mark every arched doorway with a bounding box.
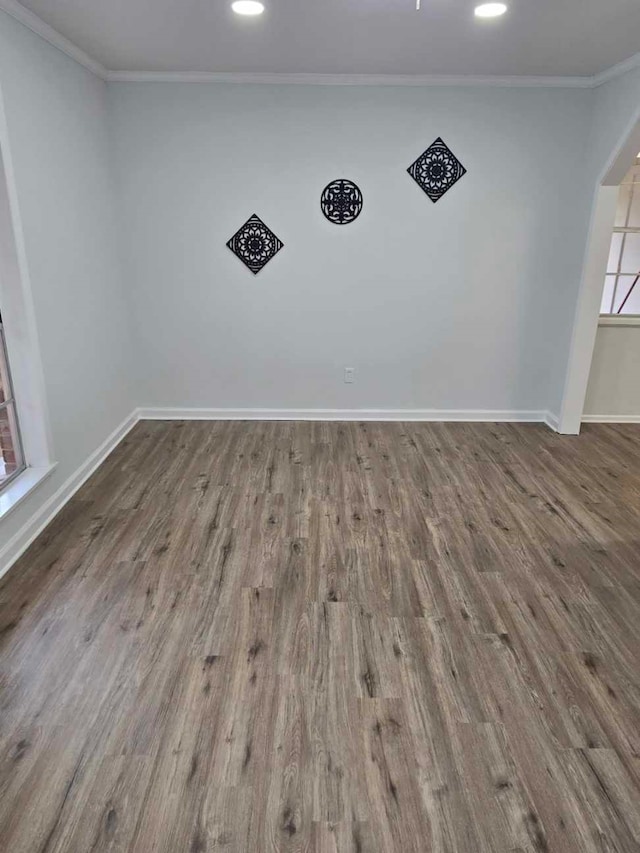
[559,112,640,434]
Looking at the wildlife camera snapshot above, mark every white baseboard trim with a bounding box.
[138,407,550,423]
[0,405,560,582]
[0,409,139,581]
[582,414,640,423]
[544,411,560,432]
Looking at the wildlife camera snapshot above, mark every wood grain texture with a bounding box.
[1,420,640,851]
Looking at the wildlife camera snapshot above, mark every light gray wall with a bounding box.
[0,11,134,549]
[585,325,640,419]
[110,83,593,414]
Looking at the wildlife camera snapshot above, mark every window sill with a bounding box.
[599,315,640,327]
[0,464,57,523]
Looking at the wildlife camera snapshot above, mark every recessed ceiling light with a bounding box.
[475,3,508,18]
[232,1,265,16]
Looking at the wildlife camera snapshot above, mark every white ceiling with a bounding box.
[10,0,640,79]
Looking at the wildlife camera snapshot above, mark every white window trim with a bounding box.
[0,463,57,522]
[601,158,640,315]
[0,82,55,518]
[599,314,640,327]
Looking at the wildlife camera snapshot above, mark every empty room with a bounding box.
[1,0,640,850]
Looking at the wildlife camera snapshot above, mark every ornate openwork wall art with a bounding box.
[226,215,284,274]
[407,138,467,203]
[320,179,363,225]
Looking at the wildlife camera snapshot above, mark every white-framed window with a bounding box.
[0,84,56,520]
[0,309,25,489]
[601,156,640,315]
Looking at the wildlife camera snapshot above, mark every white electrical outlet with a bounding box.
[344,367,355,384]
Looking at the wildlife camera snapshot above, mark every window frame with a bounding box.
[0,310,26,491]
[601,157,640,317]
[0,84,56,524]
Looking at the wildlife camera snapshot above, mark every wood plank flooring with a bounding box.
[1,420,640,852]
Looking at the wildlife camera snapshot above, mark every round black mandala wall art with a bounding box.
[407,138,467,203]
[321,179,363,225]
[226,214,284,275]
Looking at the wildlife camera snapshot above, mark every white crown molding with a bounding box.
[0,0,107,79]
[2,0,640,90]
[592,50,640,88]
[105,70,594,89]
[107,54,640,87]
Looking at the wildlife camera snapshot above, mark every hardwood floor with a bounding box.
[1,420,640,852]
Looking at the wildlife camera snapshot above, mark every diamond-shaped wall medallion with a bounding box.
[407,138,467,203]
[226,215,284,275]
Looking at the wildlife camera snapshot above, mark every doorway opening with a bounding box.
[558,116,640,434]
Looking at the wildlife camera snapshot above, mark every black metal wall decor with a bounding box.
[407,138,467,203]
[226,215,284,274]
[320,179,363,225]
